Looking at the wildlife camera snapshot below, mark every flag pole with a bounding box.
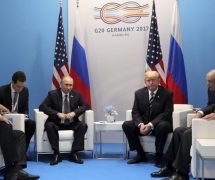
[59,0,62,7]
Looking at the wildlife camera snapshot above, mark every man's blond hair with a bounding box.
[144,71,159,80]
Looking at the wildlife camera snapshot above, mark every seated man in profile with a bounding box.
[0,104,39,179]
[39,76,89,165]
[151,69,215,180]
[122,71,173,167]
[0,71,36,160]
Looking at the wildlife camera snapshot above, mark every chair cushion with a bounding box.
[139,135,155,143]
[43,130,74,141]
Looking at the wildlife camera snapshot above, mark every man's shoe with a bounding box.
[151,166,175,177]
[50,154,62,166]
[169,172,189,180]
[0,166,7,176]
[69,153,84,164]
[4,165,22,180]
[17,170,40,179]
[127,154,146,164]
[4,172,18,180]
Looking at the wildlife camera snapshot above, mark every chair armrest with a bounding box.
[4,114,25,132]
[191,118,215,177]
[84,110,94,150]
[34,109,48,152]
[126,110,132,121]
[187,113,195,127]
[172,109,193,130]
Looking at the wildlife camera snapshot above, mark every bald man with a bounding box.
[123,71,173,166]
[39,76,89,165]
[151,69,215,180]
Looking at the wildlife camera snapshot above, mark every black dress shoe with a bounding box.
[151,166,175,177]
[17,170,40,179]
[4,172,18,180]
[127,154,146,164]
[0,166,7,176]
[169,172,189,180]
[4,165,22,180]
[69,153,84,164]
[50,154,62,166]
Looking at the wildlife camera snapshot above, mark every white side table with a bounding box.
[196,139,215,179]
[94,121,126,159]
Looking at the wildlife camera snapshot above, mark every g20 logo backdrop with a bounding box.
[94,1,149,24]
[94,1,150,36]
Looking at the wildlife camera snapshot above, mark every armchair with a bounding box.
[34,109,94,161]
[0,114,25,168]
[126,104,193,154]
[191,118,215,178]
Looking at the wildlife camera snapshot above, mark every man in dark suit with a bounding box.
[0,71,35,159]
[39,76,89,165]
[122,71,173,166]
[151,69,215,180]
[0,104,39,179]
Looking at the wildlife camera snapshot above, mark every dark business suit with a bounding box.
[0,84,35,151]
[208,89,215,106]
[123,86,173,155]
[0,122,26,168]
[39,89,89,153]
[165,97,215,175]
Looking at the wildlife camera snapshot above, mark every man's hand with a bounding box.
[195,112,202,118]
[203,113,215,121]
[57,113,66,120]
[139,123,145,134]
[66,112,76,120]
[139,123,151,135]
[0,115,11,125]
[0,104,10,113]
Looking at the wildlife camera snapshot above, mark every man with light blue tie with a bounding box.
[0,71,35,160]
[39,76,89,165]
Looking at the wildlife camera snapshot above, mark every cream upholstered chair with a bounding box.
[126,104,193,154]
[0,114,25,168]
[191,118,215,178]
[34,109,94,161]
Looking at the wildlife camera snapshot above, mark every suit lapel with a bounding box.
[57,90,63,112]
[69,91,75,109]
[5,84,13,110]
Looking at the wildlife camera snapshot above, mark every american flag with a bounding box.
[146,0,166,87]
[52,7,69,89]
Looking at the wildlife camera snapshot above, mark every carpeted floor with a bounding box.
[0,144,194,180]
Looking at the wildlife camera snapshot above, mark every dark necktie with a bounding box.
[64,95,70,113]
[64,95,70,125]
[149,91,155,117]
[13,92,18,112]
[149,91,155,108]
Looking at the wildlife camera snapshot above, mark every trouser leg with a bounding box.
[70,122,88,152]
[173,128,192,174]
[122,121,143,153]
[25,119,36,151]
[154,121,171,155]
[45,122,59,153]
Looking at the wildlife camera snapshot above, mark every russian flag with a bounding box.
[70,9,92,108]
[166,0,188,104]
